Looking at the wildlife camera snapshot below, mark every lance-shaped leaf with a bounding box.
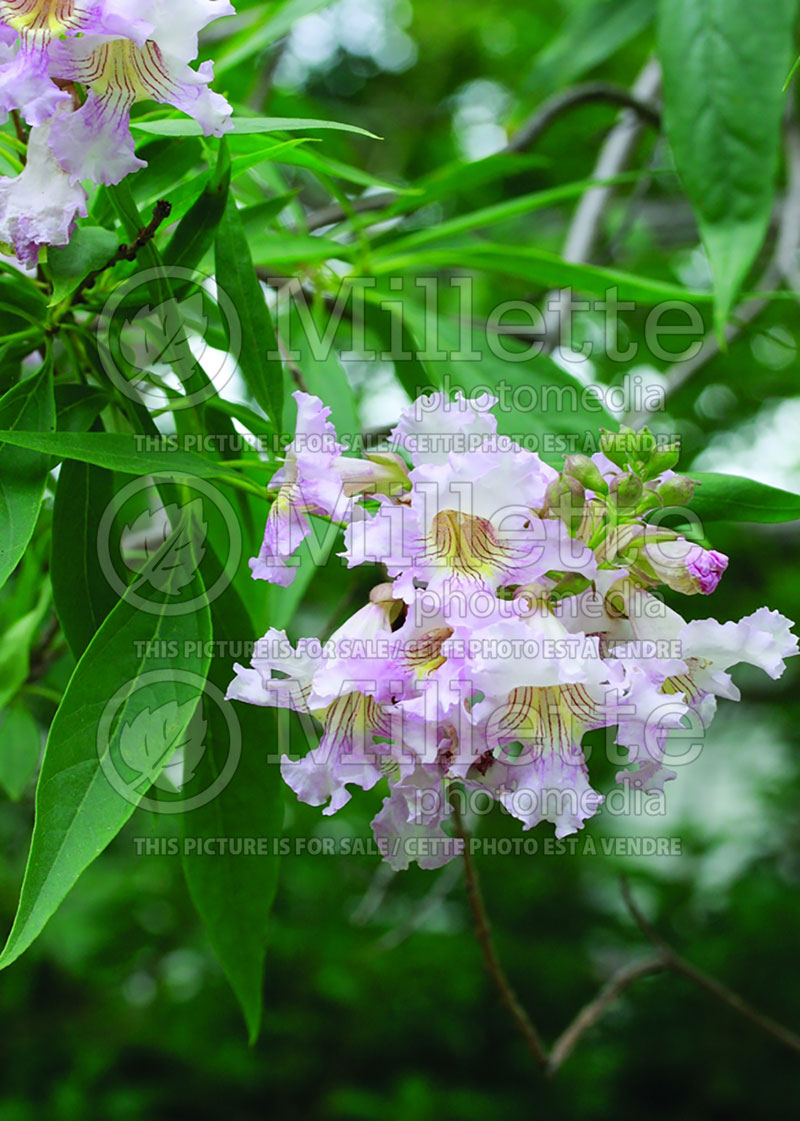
[0,521,212,970]
[0,362,55,593]
[688,473,800,523]
[215,193,284,426]
[180,566,282,1043]
[658,0,797,331]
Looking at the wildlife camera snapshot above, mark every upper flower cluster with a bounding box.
[0,0,234,264]
[229,391,799,868]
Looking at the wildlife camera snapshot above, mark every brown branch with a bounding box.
[449,796,549,1068]
[448,806,800,1075]
[621,879,800,1059]
[547,953,668,1074]
[505,81,661,155]
[75,199,173,300]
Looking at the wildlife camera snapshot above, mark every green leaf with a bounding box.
[0,582,51,714]
[688,472,800,523]
[47,226,120,305]
[0,703,41,802]
[384,296,615,464]
[215,196,283,425]
[51,450,118,660]
[180,576,282,1043]
[0,522,212,970]
[0,430,265,485]
[532,0,657,90]
[163,141,231,274]
[658,0,797,331]
[55,385,108,434]
[0,362,55,593]
[131,116,380,139]
[374,243,711,304]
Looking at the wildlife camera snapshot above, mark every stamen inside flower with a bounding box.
[490,684,601,756]
[425,509,509,579]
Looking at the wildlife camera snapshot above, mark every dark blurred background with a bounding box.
[2,0,800,1116]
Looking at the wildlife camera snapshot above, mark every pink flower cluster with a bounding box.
[0,0,233,264]
[228,391,798,868]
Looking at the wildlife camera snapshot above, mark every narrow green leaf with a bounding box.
[688,472,800,523]
[215,196,283,425]
[0,523,212,969]
[180,577,282,1043]
[164,142,231,273]
[0,582,50,714]
[131,115,380,139]
[0,430,266,484]
[658,0,797,330]
[51,449,118,660]
[0,362,55,593]
[0,703,41,802]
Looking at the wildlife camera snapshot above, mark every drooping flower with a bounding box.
[250,391,408,586]
[0,0,235,261]
[230,391,799,868]
[0,111,87,264]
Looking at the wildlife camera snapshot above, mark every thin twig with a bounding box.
[449,796,549,1068]
[75,199,173,300]
[546,953,668,1074]
[621,880,800,1058]
[505,81,660,155]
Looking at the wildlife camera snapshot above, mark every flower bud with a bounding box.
[564,454,608,494]
[656,475,696,506]
[635,427,656,458]
[336,452,410,497]
[544,475,585,533]
[598,429,630,469]
[544,475,585,510]
[642,540,728,595]
[609,472,643,508]
[642,443,680,480]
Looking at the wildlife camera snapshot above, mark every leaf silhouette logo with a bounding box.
[123,499,208,595]
[119,292,208,382]
[154,704,209,792]
[117,697,200,794]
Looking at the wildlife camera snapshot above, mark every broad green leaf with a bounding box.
[131,116,380,139]
[0,362,55,593]
[215,196,283,425]
[658,0,797,331]
[0,703,41,802]
[0,430,268,485]
[0,523,212,969]
[51,450,118,660]
[47,226,120,305]
[688,473,800,523]
[181,576,282,1043]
